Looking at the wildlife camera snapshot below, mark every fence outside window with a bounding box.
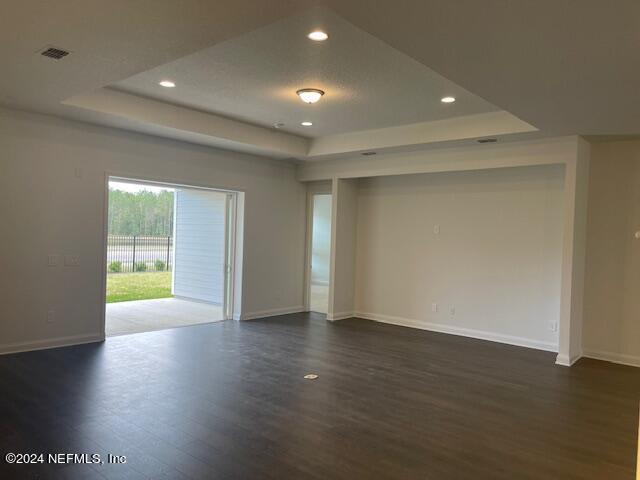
[107,235,173,273]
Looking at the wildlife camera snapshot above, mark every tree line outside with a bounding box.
[108,188,174,236]
[107,187,175,303]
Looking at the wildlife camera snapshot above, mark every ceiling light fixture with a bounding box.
[159,80,176,88]
[308,30,328,41]
[297,88,324,104]
[441,96,456,103]
[301,121,313,126]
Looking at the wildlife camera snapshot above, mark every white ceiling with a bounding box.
[3,1,640,160]
[113,8,498,138]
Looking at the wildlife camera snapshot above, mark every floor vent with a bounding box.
[39,46,70,60]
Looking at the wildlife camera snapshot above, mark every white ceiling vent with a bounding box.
[39,46,70,60]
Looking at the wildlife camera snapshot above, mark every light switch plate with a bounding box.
[64,254,80,267]
[47,254,60,267]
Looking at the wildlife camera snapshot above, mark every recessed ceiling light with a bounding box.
[273,122,285,129]
[301,121,313,126]
[441,96,456,103]
[297,88,325,104]
[308,30,328,41]
[159,80,176,88]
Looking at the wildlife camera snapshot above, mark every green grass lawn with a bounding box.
[106,272,172,303]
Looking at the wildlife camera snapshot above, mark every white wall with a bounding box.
[311,194,331,285]
[582,140,640,367]
[353,165,565,351]
[173,189,226,304]
[0,107,306,353]
[328,178,359,320]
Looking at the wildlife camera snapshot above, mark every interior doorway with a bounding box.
[103,177,239,336]
[307,193,332,314]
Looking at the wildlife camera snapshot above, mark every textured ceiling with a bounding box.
[113,7,498,137]
[4,1,640,159]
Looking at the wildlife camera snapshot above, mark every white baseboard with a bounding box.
[582,350,640,368]
[555,352,582,367]
[240,305,305,321]
[0,333,105,355]
[353,311,558,353]
[327,311,353,321]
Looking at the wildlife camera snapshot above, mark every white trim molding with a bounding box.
[240,306,305,321]
[555,352,583,367]
[582,350,640,368]
[0,334,104,356]
[326,311,354,322]
[354,311,558,353]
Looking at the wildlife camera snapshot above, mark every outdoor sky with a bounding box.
[109,181,174,193]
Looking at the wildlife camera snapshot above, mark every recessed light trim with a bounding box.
[159,80,176,88]
[441,96,456,103]
[308,30,328,41]
[301,121,313,126]
[296,88,325,104]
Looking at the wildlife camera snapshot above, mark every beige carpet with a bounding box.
[106,297,224,336]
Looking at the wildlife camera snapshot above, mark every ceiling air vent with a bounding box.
[39,46,70,60]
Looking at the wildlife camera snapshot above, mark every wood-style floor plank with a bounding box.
[0,312,638,479]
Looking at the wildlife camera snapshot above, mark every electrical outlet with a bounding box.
[548,321,558,332]
[433,224,440,234]
[47,308,55,324]
[431,303,438,313]
[449,307,456,316]
[64,254,80,267]
[47,254,60,267]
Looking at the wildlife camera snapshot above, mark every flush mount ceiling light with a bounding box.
[308,30,328,41]
[159,80,176,88]
[301,121,313,126]
[297,88,324,104]
[441,96,456,103]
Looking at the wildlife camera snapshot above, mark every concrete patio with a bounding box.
[106,297,224,336]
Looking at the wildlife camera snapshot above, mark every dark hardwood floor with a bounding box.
[0,313,638,479]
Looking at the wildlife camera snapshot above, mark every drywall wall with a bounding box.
[557,139,590,365]
[582,140,640,367]
[354,165,565,351]
[311,194,332,285]
[173,188,227,304]
[328,178,359,320]
[0,107,306,353]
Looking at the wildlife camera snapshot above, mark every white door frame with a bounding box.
[101,174,242,335]
[304,182,332,312]
[223,192,238,320]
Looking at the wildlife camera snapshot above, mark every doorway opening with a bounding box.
[307,193,332,314]
[103,177,239,336]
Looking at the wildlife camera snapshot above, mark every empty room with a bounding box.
[1,2,639,479]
